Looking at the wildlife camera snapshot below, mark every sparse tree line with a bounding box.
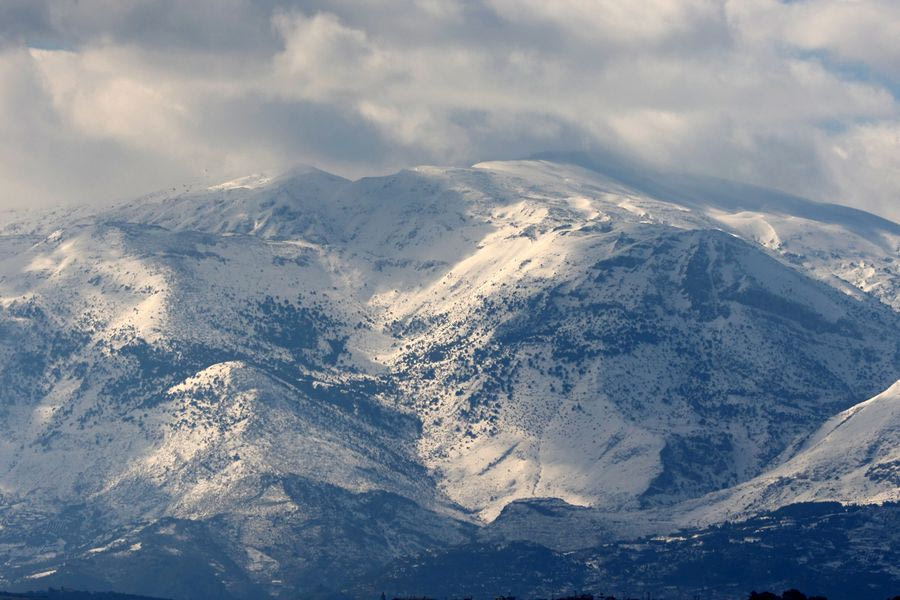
[750,592,900,600]
[748,591,826,600]
[388,591,900,600]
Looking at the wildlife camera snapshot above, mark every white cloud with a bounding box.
[487,0,726,48]
[272,12,386,102]
[31,48,189,147]
[825,121,900,220]
[0,0,897,222]
[734,0,900,80]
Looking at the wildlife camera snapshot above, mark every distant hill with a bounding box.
[354,502,900,600]
[0,590,169,600]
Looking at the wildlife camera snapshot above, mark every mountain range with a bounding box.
[0,153,897,599]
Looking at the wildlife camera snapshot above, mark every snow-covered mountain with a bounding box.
[0,154,897,598]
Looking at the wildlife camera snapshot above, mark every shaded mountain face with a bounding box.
[0,156,898,597]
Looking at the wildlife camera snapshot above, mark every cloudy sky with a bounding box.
[1,0,898,221]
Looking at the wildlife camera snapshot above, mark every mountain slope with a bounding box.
[392,220,898,517]
[680,379,900,525]
[530,151,900,312]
